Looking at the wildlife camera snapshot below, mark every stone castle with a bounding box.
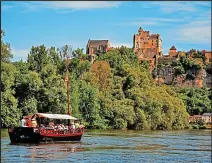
[86,27,211,69]
[133,27,162,71]
[85,27,211,88]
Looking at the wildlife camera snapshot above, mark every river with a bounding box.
[1,129,211,163]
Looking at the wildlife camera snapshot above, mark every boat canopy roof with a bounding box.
[34,113,78,120]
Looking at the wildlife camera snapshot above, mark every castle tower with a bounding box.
[138,27,143,35]
[168,46,177,57]
[133,27,162,57]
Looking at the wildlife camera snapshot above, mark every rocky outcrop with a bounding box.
[152,67,211,88]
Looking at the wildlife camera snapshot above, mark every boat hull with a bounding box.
[8,127,83,144]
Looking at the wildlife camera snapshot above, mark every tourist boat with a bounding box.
[8,113,85,143]
[8,47,85,143]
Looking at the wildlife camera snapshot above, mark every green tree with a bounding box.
[28,45,50,73]
[72,48,84,58]
[48,46,63,71]
[1,30,13,62]
[176,87,212,115]
[1,62,21,127]
[79,81,105,129]
[1,31,21,127]
[37,64,67,114]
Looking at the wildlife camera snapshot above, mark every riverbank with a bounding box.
[190,124,212,129]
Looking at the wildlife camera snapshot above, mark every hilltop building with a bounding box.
[158,46,186,65]
[133,27,163,70]
[86,39,110,63]
[133,27,162,54]
[167,46,186,58]
[202,50,212,64]
[168,46,177,57]
[86,40,110,55]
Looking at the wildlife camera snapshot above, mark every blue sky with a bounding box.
[2,1,211,61]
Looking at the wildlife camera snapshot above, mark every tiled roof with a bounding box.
[149,34,159,40]
[202,113,212,116]
[193,115,202,118]
[170,46,177,50]
[87,40,109,48]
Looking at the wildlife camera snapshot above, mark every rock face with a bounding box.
[152,67,211,88]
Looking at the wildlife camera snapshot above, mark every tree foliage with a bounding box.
[176,87,211,115]
[1,33,21,126]
[1,31,192,129]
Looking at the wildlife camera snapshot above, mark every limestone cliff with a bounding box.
[152,65,211,88]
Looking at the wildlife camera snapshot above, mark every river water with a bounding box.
[1,129,211,163]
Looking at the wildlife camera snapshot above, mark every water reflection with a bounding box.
[29,144,84,162]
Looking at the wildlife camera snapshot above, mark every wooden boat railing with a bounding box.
[37,127,84,135]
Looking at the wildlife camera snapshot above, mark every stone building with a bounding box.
[86,39,110,55]
[202,113,212,124]
[86,39,110,64]
[133,27,163,70]
[202,50,212,64]
[158,46,187,65]
[167,46,185,58]
[189,113,212,124]
[133,27,162,55]
[168,46,177,57]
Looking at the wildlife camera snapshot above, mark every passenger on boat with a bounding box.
[61,124,65,128]
[49,122,54,128]
[79,122,85,129]
[70,122,75,130]
[26,118,32,127]
[75,121,79,129]
[20,118,27,127]
[45,121,49,127]
[31,118,38,127]
[57,124,63,130]
[40,124,45,128]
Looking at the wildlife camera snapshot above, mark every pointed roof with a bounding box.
[138,27,143,31]
[170,46,177,50]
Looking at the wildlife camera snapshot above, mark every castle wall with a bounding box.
[204,51,212,63]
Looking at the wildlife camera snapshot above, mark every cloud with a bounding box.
[174,10,211,45]
[147,18,184,22]
[11,48,29,61]
[117,17,185,27]
[175,23,211,44]
[127,21,157,26]
[1,4,14,11]
[150,1,209,13]
[153,2,196,13]
[44,2,122,10]
[21,2,40,11]
[3,1,122,12]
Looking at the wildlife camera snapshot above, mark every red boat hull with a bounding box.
[8,127,84,144]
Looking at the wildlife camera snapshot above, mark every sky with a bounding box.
[2,1,211,61]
